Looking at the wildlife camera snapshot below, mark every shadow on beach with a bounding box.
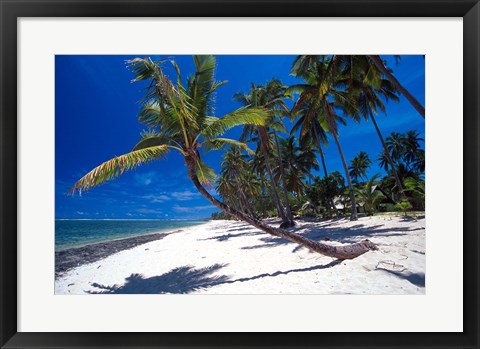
[237,221,424,252]
[87,259,343,294]
[375,269,425,287]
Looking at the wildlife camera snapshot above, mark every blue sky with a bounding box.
[55,55,425,219]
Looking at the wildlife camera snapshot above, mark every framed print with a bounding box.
[1,0,479,348]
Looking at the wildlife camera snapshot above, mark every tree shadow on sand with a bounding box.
[87,264,229,294]
[376,269,425,287]
[199,231,261,242]
[87,260,343,294]
[241,223,424,252]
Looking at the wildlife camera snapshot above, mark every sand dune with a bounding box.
[55,215,425,295]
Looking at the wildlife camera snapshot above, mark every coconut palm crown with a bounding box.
[71,55,269,194]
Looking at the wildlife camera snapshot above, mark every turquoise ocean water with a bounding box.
[55,219,206,251]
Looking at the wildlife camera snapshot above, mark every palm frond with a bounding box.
[202,138,255,155]
[138,100,183,136]
[126,57,162,82]
[285,84,310,98]
[70,145,170,193]
[132,132,182,153]
[195,160,217,185]
[200,107,270,138]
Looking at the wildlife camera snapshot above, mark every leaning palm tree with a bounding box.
[71,55,377,259]
[289,55,359,220]
[366,55,425,118]
[340,55,405,199]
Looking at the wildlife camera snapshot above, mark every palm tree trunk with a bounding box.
[368,55,425,119]
[238,182,256,217]
[318,143,328,177]
[332,133,358,221]
[370,115,405,200]
[236,192,246,213]
[257,126,288,224]
[186,158,377,259]
[272,130,294,225]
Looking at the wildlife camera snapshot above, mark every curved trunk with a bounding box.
[370,115,405,200]
[272,130,294,225]
[318,143,328,177]
[238,182,256,218]
[186,158,377,259]
[368,55,425,119]
[332,133,358,221]
[257,126,288,223]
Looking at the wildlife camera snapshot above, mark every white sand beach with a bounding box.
[55,215,425,295]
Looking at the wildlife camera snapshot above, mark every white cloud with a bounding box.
[171,190,201,201]
[173,205,214,213]
[136,208,163,215]
[141,194,171,203]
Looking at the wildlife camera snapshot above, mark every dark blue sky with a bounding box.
[55,55,425,219]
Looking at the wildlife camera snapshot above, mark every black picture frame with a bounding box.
[1,1,478,348]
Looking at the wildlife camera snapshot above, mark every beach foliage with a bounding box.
[395,199,413,217]
[354,174,384,215]
[70,54,426,260]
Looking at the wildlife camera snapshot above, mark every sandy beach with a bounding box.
[55,215,425,295]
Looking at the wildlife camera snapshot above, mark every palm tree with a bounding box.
[384,130,424,174]
[71,55,377,259]
[277,136,319,196]
[402,130,424,171]
[218,146,257,216]
[354,174,385,215]
[234,80,295,227]
[348,151,372,182]
[340,55,405,198]
[403,177,425,210]
[386,132,406,164]
[367,55,425,118]
[289,55,359,220]
[289,102,330,178]
[377,150,391,173]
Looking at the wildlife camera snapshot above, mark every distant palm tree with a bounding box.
[402,130,424,170]
[386,132,407,163]
[71,55,376,259]
[377,150,391,173]
[289,102,330,178]
[367,55,425,118]
[277,136,319,196]
[234,80,295,227]
[289,55,359,220]
[218,146,258,216]
[349,151,372,182]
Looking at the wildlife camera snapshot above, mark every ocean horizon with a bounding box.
[55,219,208,251]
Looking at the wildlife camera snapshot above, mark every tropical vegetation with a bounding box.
[71,54,425,260]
